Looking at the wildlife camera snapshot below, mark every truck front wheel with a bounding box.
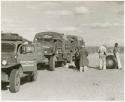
[49,56,55,71]
[9,69,20,93]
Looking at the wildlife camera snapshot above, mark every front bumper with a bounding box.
[1,63,19,69]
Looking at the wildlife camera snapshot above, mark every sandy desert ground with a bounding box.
[1,53,124,101]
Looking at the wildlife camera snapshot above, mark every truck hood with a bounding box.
[2,53,16,59]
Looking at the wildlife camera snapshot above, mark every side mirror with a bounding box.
[25,45,34,53]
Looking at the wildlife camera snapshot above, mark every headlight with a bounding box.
[44,51,47,54]
[2,60,7,66]
[15,55,17,58]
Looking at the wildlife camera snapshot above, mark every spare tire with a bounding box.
[106,55,118,69]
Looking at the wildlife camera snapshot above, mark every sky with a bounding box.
[1,1,124,46]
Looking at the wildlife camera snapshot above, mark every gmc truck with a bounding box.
[33,32,68,71]
[1,33,37,93]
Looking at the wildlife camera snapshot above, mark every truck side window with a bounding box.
[20,45,26,54]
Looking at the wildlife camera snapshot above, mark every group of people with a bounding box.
[98,42,122,70]
[74,42,122,72]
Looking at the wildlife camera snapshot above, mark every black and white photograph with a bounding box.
[1,1,124,101]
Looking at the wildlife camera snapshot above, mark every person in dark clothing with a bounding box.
[113,43,122,69]
[74,47,80,70]
[74,44,89,72]
[79,45,89,72]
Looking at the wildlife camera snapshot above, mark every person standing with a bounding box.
[113,43,122,69]
[98,44,107,70]
[79,44,89,72]
[74,47,80,70]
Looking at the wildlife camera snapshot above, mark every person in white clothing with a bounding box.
[98,44,107,70]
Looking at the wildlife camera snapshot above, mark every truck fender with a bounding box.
[12,64,23,77]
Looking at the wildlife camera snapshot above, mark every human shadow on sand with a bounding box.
[68,63,100,70]
[88,65,100,70]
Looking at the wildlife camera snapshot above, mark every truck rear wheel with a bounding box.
[30,71,37,81]
[49,56,55,71]
[9,69,20,93]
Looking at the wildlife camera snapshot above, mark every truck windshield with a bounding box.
[37,38,53,44]
[2,43,15,53]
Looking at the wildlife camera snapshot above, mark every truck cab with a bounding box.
[1,33,37,93]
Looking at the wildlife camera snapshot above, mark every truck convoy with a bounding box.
[1,32,85,93]
[1,33,37,93]
[1,31,119,94]
[33,32,85,71]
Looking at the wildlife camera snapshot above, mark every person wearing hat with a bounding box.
[79,44,89,72]
[113,43,122,69]
[98,44,107,70]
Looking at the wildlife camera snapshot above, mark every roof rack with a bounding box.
[1,33,23,41]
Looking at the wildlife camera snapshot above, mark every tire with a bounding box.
[106,55,118,69]
[30,71,37,81]
[9,69,20,93]
[49,56,55,71]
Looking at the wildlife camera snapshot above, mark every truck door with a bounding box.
[17,44,37,72]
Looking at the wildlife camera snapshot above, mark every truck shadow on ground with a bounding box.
[37,63,64,71]
[1,75,34,91]
[37,63,48,70]
[1,82,9,90]
[88,66,100,70]
[68,65,78,70]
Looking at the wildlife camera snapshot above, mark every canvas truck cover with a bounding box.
[34,32,64,41]
[1,33,23,41]
[1,33,31,44]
